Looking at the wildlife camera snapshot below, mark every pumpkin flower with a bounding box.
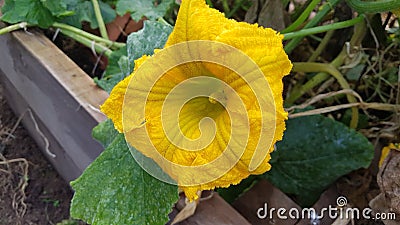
[101,0,292,200]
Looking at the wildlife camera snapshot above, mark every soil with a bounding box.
[0,84,79,225]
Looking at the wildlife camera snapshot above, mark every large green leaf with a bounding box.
[217,176,259,204]
[116,0,174,21]
[70,120,178,225]
[92,119,119,147]
[61,0,116,29]
[1,0,115,28]
[1,0,56,28]
[127,20,172,69]
[95,20,172,93]
[40,0,74,17]
[264,114,374,207]
[94,46,128,93]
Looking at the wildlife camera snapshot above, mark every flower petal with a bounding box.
[101,0,292,201]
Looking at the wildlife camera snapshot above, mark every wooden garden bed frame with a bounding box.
[0,27,254,224]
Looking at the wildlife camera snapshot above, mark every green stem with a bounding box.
[226,0,245,18]
[290,0,312,22]
[0,22,31,35]
[158,17,171,26]
[286,20,367,105]
[346,0,400,13]
[205,0,214,7]
[284,0,341,54]
[60,29,113,58]
[91,0,109,40]
[222,0,231,15]
[292,63,359,128]
[307,29,335,62]
[52,22,125,50]
[281,0,321,33]
[283,16,364,40]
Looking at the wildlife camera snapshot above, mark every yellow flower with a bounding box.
[379,143,400,167]
[101,0,292,200]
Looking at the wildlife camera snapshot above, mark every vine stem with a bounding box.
[307,29,335,62]
[283,16,364,40]
[222,0,231,15]
[289,102,400,118]
[0,22,31,35]
[346,0,400,13]
[292,62,359,128]
[52,22,125,50]
[284,0,341,54]
[285,20,367,105]
[91,0,109,40]
[281,0,321,33]
[226,0,245,18]
[60,29,113,58]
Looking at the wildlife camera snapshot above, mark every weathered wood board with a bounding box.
[175,193,252,225]
[0,27,108,181]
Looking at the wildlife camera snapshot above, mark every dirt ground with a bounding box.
[0,84,77,225]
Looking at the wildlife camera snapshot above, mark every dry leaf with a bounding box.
[378,150,400,214]
[244,0,289,31]
[171,191,202,224]
[370,149,400,225]
[171,200,198,225]
[370,193,399,225]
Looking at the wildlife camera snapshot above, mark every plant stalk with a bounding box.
[284,0,341,53]
[91,0,109,40]
[346,0,400,13]
[0,22,31,35]
[286,20,367,105]
[226,0,245,18]
[52,22,125,50]
[307,29,335,62]
[289,102,400,118]
[281,0,321,33]
[283,16,364,40]
[292,62,359,128]
[60,29,113,58]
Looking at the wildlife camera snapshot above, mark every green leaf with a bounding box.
[40,0,74,17]
[340,109,369,129]
[92,119,119,147]
[116,0,174,21]
[62,0,116,29]
[95,20,172,93]
[264,114,374,207]
[127,20,172,69]
[345,64,365,81]
[71,122,178,225]
[94,46,128,93]
[217,176,258,204]
[1,0,56,28]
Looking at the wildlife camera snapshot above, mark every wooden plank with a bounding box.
[0,27,108,181]
[0,75,83,181]
[232,179,302,225]
[295,185,339,225]
[175,193,251,225]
